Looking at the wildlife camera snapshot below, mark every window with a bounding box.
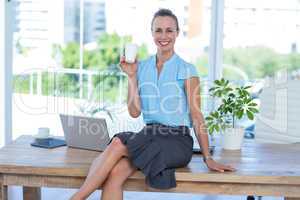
[12,0,80,139]
[223,0,300,138]
[11,0,212,139]
[224,0,300,80]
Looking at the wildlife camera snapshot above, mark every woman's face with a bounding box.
[152,16,179,53]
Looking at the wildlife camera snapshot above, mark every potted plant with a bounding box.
[205,78,259,150]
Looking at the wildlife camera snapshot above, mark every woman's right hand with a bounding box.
[119,56,138,78]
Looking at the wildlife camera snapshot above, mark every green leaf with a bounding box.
[213,125,218,132]
[246,110,254,120]
[246,98,252,103]
[211,111,220,118]
[209,87,217,92]
[248,102,257,106]
[208,127,214,134]
[225,88,232,92]
[248,107,259,113]
[205,116,213,121]
[237,110,244,119]
[215,80,221,85]
[211,112,216,118]
[244,90,250,96]
[215,125,220,132]
[229,94,235,99]
[206,122,213,128]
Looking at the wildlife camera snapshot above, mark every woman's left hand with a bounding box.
[205,159,236,172]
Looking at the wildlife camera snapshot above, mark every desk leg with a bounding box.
[23,187,41,200]
[285,198,300,200]
[0,185,8,200]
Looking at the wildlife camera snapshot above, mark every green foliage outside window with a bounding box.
[195,46,300,80]
[13,75,30,93]
[223,46,300,79]
[14,32,300,103]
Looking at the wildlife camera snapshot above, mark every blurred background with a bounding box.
[9,0,300,143]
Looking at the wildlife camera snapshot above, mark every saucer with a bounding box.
[33,134,53,139]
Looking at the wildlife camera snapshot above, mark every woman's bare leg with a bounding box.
[71,137,129,200]
[101,158,136,200]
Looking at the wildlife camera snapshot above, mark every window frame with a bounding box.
[1,0,13,146]
[208,0,224,111]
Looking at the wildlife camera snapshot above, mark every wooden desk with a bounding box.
[0,135,300,200]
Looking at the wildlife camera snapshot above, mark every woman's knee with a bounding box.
[112,159,133,177]
[108,137,127,155]
[106,161,130,187]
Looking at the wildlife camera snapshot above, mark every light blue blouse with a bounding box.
[137,53,199,127]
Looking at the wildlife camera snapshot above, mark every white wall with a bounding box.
[0,0,5,147]
[0,0,13,147]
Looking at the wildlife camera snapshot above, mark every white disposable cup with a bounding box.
[37,127,50,138]
[125,44,138,63]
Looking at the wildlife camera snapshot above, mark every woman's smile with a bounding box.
[158,40,171,47]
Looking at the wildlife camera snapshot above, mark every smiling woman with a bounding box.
[70,8,235,200]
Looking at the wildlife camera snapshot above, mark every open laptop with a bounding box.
[191,128,215,155]
[60,114,111,151]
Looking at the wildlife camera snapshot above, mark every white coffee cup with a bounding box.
[36,127,50,139]
[125,44,138,63]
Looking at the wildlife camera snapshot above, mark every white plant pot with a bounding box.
[222,127,244,150]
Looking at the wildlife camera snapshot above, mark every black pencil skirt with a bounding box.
[111,123,194,189]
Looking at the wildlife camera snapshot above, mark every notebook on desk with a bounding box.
[31,138,66,149]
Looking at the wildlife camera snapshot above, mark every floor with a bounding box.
[8,186,284,200]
